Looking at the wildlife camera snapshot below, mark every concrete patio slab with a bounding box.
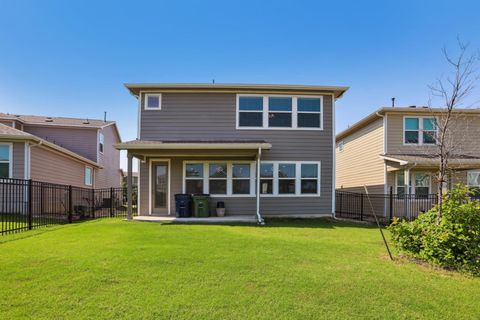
[132,215,258,224]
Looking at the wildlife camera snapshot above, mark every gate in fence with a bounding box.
[0,178,137,235]
[335,188,438,223]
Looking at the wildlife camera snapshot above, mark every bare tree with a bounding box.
[428,38,479,218]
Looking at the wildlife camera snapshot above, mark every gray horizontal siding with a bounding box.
[138,156,332,216]
[96,125,121,188]
[138,92,334,215]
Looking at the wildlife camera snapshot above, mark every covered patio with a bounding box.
[115,139,272,224]
[381,153,480,195]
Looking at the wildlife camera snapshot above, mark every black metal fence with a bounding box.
[0,178,137,235]
[335,189,439,223]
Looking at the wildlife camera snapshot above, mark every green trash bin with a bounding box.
[192,194,210,217]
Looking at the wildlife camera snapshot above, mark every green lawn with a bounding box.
[0,219,478,319]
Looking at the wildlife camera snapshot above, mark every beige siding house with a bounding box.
[116,83,348,222]
[336,107,480,215]
[0,113,122,188]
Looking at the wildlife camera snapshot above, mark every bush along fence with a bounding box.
[335,188,439,223]
[0,178,137,235]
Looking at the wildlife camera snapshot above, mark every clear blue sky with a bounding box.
[1,0,479,169]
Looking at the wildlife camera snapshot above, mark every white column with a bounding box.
[404,168,411,194]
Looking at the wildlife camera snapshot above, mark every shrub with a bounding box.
[389,184,480,276]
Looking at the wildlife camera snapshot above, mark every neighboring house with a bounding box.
[122,171,138,187]
[0,113,122,188]
[116,83,348,221]
[336,106,480,200]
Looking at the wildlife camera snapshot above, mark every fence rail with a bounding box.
[1,178,137,235]
[335,189,439,223]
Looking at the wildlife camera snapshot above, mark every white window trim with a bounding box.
[182,160,321,197]
[467,170,480,187]
[85,166,93,186]
[183,161,256,197]
[0,142,13,179]
[412,171,432,195]
[236,94,323,131]
[261,161,321,197]
[395,171,406,195]
[148,158,171,215]
[144,93,162,110]
[403,116,438,146]
[396,171,432,195]
[99,132,105,154]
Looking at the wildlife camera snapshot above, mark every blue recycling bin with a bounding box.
[175,194,192,217]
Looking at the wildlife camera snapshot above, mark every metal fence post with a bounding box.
[91,188,95,219]
[27,179,33,230]
[360,193,364,221]
[338,192,343,216]
[389,186,393,222]
[110,187,114,217]
[68,185,73,223]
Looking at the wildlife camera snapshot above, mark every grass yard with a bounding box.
[0,219,479,319]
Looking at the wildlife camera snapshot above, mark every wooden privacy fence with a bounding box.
[335,189,439,223]
[0,178,137,235]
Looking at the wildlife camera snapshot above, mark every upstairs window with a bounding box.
[404,118,419,144]
[238,97,263,127]
[422,118,437,144]
[297,97,322,128]
[338,141,345,152]
[268,97,292,127]
[144,93,162,110]
[99,133,105,153]
[404,117,436,145]
[0,144,11,178]
[237,95,323,130]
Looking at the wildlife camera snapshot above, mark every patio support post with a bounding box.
[127,153,133,221]
[405,168,411,195]
[256,147,265,225]
[404,168,411,219]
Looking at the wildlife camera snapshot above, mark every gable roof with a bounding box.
[0,123,101,168]
[0,112,122,143]
[0,112,115,128]
[124,83,349,99]
[336,106,480,142]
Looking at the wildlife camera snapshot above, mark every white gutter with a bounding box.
[256,147,265,225]
[114,142,272,150]
[379,155,409,166]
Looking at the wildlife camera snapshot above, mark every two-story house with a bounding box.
[117,83,348,222]
[336,106,480,203]
[0,113,122,188]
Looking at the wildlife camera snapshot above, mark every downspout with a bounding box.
[376,111,387,216]
[256,147,265,225]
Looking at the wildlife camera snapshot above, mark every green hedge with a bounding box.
[389,185,480,276]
